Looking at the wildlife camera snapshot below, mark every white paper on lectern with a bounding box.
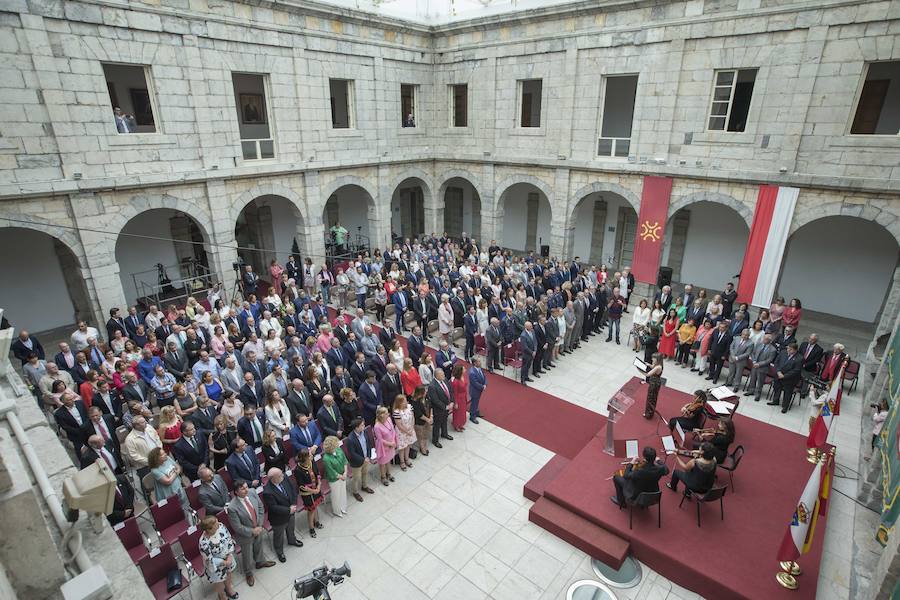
[662,435,676,453]
[625,440,639,458]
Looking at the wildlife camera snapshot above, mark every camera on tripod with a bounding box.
[293,562,351,599]
[232,256,245,272]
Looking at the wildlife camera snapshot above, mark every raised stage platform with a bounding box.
[525,377,831,600]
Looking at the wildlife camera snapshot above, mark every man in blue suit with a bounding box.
[467,357,487,424]
[392,288,409,333]
[225,438,261,487]
[289,413,322,454]
[407,326,425,368]
[463,306,478,361]
[518,321,537,385]
[358,370,382,425]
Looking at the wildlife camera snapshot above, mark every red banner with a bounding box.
[631,176,673,284]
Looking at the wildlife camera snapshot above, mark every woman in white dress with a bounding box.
[476,299,490,334]
[630,299,651,352]
[437,295,454,342]
[388,339,405,372]
[264,391,291,436]
[418,353,436,387]
[198,515,238,600]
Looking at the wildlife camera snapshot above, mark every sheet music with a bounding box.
[662,435,676,453]
[633,357,649,373]
[675,422,686,446]
[707,400,736,415]
[710,386,737,400]
[625,440,639,458]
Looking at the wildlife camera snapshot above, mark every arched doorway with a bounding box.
[498,183,552,253]
[323,184,375,256]
[235,195,304,279]
[569,191,638,269]
[777,216,898,323]
[115,209,212,308]
[0,228,92,333]
[441,177,482,241]
[661,201,749,291]
[391,177,427,241]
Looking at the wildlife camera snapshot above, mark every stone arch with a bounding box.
[436,169,486,201]
[495,174,555,220]
[389,167,435,202]
[0,212,87,270]
[231,183,306,228]
[320,176,379,208]
[565,182,641,264]
[668,191,753,227]
[107,194,215,244]
[789,200,900,246]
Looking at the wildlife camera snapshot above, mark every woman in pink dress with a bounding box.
[374,406,397,486]
[269,260,285,294]
[450,364,468,432]
[783,298,803,333]
[659,309,679,358]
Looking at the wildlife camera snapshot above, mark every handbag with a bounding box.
[166,567,183,592]
[409,446,418,459]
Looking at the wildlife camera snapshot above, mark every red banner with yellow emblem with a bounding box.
[631,176,673,284]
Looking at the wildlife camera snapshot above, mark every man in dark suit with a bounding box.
[121,372,150,406]
[380,364,403,407]
[392,288,409,333]
[80,434,124,474]
[532,317,547,377]
[412,292,431,336]
[54,342,77,374]
[330,365,353,398]
[463,306,478,361]
[518,322,537,385]
[172,421,208,481]
[54,392,89,455]
[705,321,732,384]
[407,327,425,368]
[343,332,363,359]
[316,394,343,439]
[237,405,267,449]
[325,339,350,373]
[261,468,304,561]
[798,333,824,396]
[239,372,265,407]
[610,447,669,509]
[162,341,189,380]
[768,343,802,413]
[197,467,231,514]
[467,358,487,424]
[451,291,466,328]
[11,330,44,365]
[107,475,135,525]
[225,438,261,487]
[348,352,369,390]
[378,321,397,348]
[654,286,673,312]
[92,379,122,422]
[343,418,375,501]
[241,350,268,382]
[542,314,558,369]
[81,406,120,454]
[190,395,219,435]
[679,285,695,313]
[242,265,260,298]
[285,379,312,421]
[427,370,453,447]
[773,326,797,353]
[435,341,457,380]
[359,370,382,425]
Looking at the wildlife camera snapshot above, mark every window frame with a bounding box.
[329,78,356,130]
[231,71,277,162]
[847,61,900,137]
[400,83,418,128]
[449,83,469,129]
[102,62,162,136]
[596,73,639,159]
[516,78,544,129]
[706,68,757,133]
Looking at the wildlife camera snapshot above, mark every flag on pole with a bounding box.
[802,454,833,553]
[777,461,824,562]
[807,363,846,448]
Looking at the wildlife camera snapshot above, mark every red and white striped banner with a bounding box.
[737,185,799,308]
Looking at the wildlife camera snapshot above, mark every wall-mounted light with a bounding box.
[73,172,82,180]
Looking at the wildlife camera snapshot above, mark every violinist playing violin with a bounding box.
[610,446,669,510]
[668,389,707,434]
[691,417,735,463]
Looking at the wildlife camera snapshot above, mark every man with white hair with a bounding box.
[261,467,303,562]
[819,343,848,383]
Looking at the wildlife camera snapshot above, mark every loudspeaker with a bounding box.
[540,245,550,258]
[657,266,673,289]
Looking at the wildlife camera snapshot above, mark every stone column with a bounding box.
[375,165,393,249]
[68,192,125,329]
[549,168,570,259]
[302,171,327,262]
[480,163,497,246]
[204,180,240,299]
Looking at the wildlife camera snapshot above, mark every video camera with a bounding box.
[293,562,351,600]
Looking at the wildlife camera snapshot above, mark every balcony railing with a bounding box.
[597,137,630,158]
[241,138,275,160]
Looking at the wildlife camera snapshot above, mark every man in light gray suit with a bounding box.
[220,356,244,394]
[351,308,369,341]
[359,326,381,361]
[197,467,230,515]
[725,328,753,391]
[745,333,777,401]
[563,301,577,353]
[227,479,275,586]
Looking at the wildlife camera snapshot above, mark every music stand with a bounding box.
[604,391,635,456]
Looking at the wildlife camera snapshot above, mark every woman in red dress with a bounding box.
[400,358,422,397]
[450,364,468,432]
[659,309,679,359]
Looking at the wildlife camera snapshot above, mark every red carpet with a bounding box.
[529,378,831,600]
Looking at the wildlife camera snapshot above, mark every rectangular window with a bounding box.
[519,79,543,128]
[598,75,638,157]
[401,84,417,127]
[102,63,158,134]
[330,79,353,129]
[851,61,900,135]
[451,84,468,128]
[707,68,757,132]
[232,73,273,160]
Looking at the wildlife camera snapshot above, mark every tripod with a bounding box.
[230,268,243,302]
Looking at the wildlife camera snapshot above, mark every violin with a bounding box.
[680,399,705,417]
